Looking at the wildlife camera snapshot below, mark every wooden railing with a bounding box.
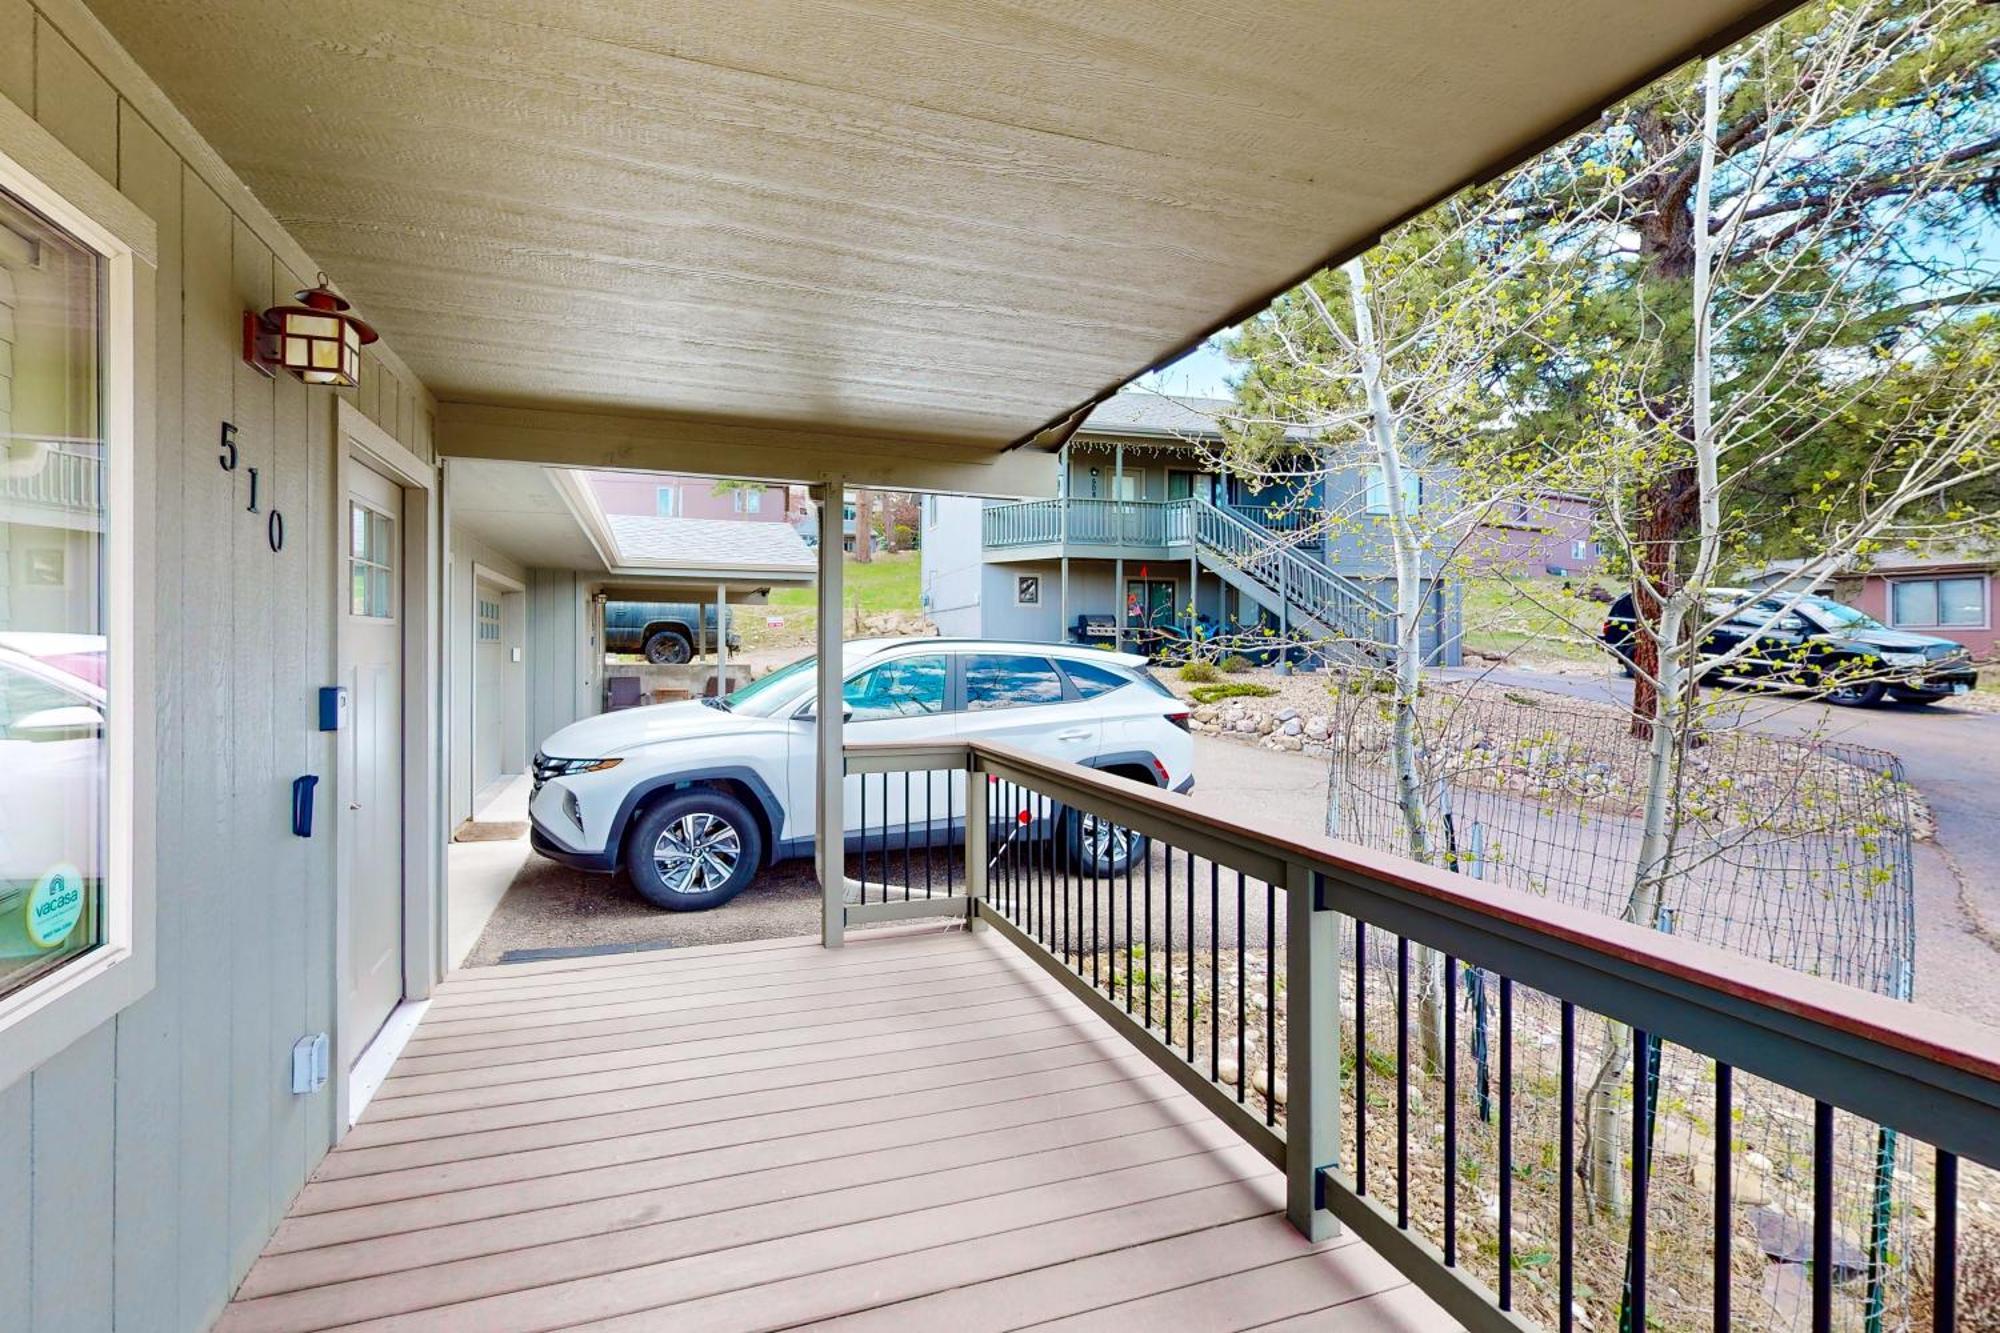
[981,497,1191,549]
[1189,498,1392,643]
[837,738,2000,1333]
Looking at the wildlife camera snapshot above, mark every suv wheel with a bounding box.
[1823,679,1886,708]
[643,628,693,665]
[1065,809,1148,875]
[625,790,763,910]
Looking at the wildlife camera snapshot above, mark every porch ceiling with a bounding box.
[98,0,1795,462]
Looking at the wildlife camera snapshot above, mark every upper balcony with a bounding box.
[982,496,1319,561]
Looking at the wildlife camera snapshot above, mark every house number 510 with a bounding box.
[219,422,285,552]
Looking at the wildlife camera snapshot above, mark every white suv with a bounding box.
[529,638,1194,911]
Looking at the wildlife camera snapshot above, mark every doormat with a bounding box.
[452,820,529,843]
[497,940,678,964]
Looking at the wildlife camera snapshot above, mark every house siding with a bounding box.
[1842,570,1999,660]
[1,4,437,1328]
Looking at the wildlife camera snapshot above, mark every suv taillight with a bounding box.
[1167,709,1190,732]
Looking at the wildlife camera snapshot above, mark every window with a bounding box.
[1891,576,1986,628]
[477,597,501,642]
[348,502,395,618]
[1364,467,1422,516]
[843,654,947,721]
[1571,539,1589,560]
[656,485,681,516]
[1061,658,1131,700]
[964,654,1066,711]
[1015,575,1041,607]
[0,185,108,1003]
[731,488,763,514]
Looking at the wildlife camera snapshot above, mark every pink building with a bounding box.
[1467,492,1601,575]
[587,471,790,522]
[1807,552,1998,660]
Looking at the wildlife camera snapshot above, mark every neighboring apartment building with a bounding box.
[1467,491,1601,575]
[586,471,790,521]
[921,393,1460,663]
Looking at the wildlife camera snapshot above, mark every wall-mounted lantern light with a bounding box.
[243,275,377,388]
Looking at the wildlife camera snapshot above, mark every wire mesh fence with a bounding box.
[1319,678,1924,1331]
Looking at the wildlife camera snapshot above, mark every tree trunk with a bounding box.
[1347,257,1447,1074]
[852,489,875,563]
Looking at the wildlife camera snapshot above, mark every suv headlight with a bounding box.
[1879,651,1926,668]
[544,757,623,777]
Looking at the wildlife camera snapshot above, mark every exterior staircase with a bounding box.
[1186,497,1395,662]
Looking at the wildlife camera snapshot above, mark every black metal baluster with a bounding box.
[1937,1149,1959,1333]
[903,770,913,899]
[1186,849,1196,1063]
[1628,1026,1651,1333]
[1558,1002,1575,1333]
[858,772,869,902]
[1144,841,1154,1033]
[1210,860,1220,1082]
[1356,920,1368,1197]
[1265,876,1275,1127]
[1236,870,1246,1105]
[1397,934,1410,1230]
[1813,1101,1833,1333]
[1445,953,1459,1267]
[1092,826,1102,988]
[1499,977,1514,1309]
[1714,1061,1731,1333]
[1124,842,1135,1014]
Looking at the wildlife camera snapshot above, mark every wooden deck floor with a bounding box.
[219,923,1451,1331]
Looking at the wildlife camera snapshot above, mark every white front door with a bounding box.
[345,462,404,1051]
[472,580,505,799]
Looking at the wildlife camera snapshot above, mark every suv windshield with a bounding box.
[724,654,817,713]
[1799,596,1886,632]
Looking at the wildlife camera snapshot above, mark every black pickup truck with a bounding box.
[603,601,740,664]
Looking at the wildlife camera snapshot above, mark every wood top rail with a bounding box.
[841,736,2000,1097]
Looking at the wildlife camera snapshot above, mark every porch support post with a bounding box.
[814,481,845,948]
[1113,444,1126,652]
[1287,858,1340,1239]
[1058,444,1070,643]
[715,582,729,694]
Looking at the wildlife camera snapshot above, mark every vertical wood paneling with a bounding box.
[29,1023,116,1333]
[266,253,313,1217]
[110,102,184,1333]
[31,17,115,181]
[303,366,337,1165]
[174,168,237,1331]
[0,1078,31,1329]
[2,10,440,1330]
[227,214,278,1282]
[0,0,32,112]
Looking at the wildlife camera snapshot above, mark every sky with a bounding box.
[1131,333,1241,401]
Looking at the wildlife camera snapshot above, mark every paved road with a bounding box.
[1433,664,2000,1029]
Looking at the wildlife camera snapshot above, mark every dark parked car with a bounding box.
[1601,589,1978,707]
[604,600,740,665]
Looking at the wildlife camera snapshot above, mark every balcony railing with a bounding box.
[0,438,102,513]
[840,738,1999,1333]
[982,496,1323,551]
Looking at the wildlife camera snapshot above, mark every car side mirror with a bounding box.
[1774,616,1806,633]
[797,703,853,722]
[9,705,103,741]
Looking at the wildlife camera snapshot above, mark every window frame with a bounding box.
[0,110,157,1087]
[656,485,681,516]
[1888,575,1988,630]
[348,498,398,620]
[1363,466,1422,516]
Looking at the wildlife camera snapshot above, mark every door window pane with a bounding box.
[842,654,947,721]
[964,654,1065,711]
[349,501,395,618]
[0,186,107,999]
